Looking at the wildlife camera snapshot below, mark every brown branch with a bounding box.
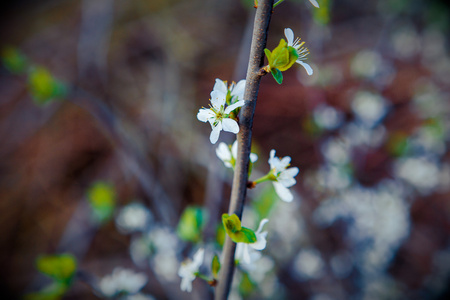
[214,1,274,299]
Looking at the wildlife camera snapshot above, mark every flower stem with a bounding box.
[252,173,274,185]
[214,1,274,299]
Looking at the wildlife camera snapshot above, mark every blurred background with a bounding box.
[1,0,450,299]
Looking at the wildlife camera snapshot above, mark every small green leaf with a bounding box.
[87,181,116,223]
[234,227,257,244]
[36,254,77,283]
[264,48,273,67]
[24,282,67,300]
[177,206,208,243]
[271,68,283,84]
[222,213,242,234]
[1,46,28,74]
[28,67,66,105]
[212,255,221,279]
[239,272,256,297]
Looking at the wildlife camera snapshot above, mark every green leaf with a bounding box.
[239,272,256,297]
[24,282,67,300]
[234,227,257,244]
[264,48,273,67]
[211,255,221,279]
[270,39,289,69]
[222,213,242,234]
[1,46,28,74]
[222,214,257,244]
[271,68,283,84]
[87,181,116,223]
[36,254,77,283]
[177,206,208,243]
[28,67,66,105]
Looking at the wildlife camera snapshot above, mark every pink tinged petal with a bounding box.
[224,100,246,114]
[309,0,320,8]
[210,124,222,144]
[298,61,314,76]
[284,28,295,46]
[250,153,258,163]
[222,118,240,134]
[273,182,294,202]
[210,91,226,110]
[213,78,228,95]
[231,140,238,158]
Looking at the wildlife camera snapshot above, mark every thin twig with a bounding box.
[214,1,274,299]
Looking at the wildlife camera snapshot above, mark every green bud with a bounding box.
[265,39,299,72]
[177,206,208,243]
[212,254,221,279]
[87,181,116,223]
[222,214,257,244]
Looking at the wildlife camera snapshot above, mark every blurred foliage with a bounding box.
[239,272,256,298]
[1,46,28,74]
[211,254,221,279]
[312,0,331,25]
[25,254,77,300]
[386,132,410,157]
[28,67,67,105]
[87,181,116,224]
[176,206,208,243]
[252,185,278,219]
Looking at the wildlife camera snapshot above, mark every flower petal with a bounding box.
[216,142,232,162]
[213,78,228,95]
[309,0,320,8]
[284,28,294,46]
[231,80,246,101]
[197,108,214,122]
[222,118,240,134]
[210,124,222,144]
[250,153,258,163]
[273,182,294,202]
[224,100,246,114]
[210,90,226,110]
[256,218,269,234]
[298,61,314,76]
[231,140,238,158]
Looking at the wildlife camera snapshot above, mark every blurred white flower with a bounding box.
[313,104,344,130]
[268,150,299,202]
[284,28,313,75]
[216,140,258,169]
[115,203,151,234]
[293,249,325,280]
[351,91,388,128]
[153,251,178,281]
[125,293,155,300]
[178,248,204,292]
[197,90,245,144]
[213,78,246,104]
[309,0,320,8]
[236,219,269,265]
[394,157,440,193]
[99,268,148,297]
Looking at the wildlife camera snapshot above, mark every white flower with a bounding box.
[216,140,258,169]
[235,219,269,265]
[309,0,320,8]
[268,150,299,202]
[178,248,204,292]
[284,28,313,75]
[99,268,148,297]
[213,78,246,104]
[197,90,245,144]
[115,203,151,234]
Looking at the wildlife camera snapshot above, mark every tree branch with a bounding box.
[214,1,274,299]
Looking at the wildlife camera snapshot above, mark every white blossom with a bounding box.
[197,90,245,144]
[216,140,258,169]
[213,78,246,104]
[284,28,313,75]
[115,203,151,234]
[99,268,148,297]
[268,150,300,202]
[235,219,269,265]
[309,0,320,8]
[178,248,204,292]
